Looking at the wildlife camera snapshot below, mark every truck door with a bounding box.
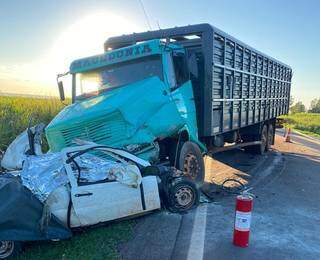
[187,50,205,132]
[166,51,197,131]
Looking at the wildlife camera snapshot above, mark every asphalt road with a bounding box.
[120,131,320,260]
[276,128,320,151]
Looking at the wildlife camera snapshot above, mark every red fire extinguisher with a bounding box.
[233,193,254,247]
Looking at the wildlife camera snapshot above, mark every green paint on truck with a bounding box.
[46,39,204,167]
[47,24,291,184]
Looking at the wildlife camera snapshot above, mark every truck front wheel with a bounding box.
[166,177,199,212]
[178,141,205,187]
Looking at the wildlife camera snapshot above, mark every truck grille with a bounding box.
[60,111,128,147]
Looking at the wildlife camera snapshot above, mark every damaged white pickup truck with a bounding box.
[0,126,199,259]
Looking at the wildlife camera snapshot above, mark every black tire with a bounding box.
[0,241,21,259]
[177,141,205,187]
[244,125,268,155]
[266,124,275,151]
[167,177,199,213]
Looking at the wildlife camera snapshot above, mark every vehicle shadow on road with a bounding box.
[201,149,268,200]
[280,151,320,162]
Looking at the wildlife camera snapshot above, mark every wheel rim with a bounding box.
[0,241,14,258]
[174,186,194,208]
[183,153,200,180]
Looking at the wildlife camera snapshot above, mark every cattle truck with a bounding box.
[47,24,292,185]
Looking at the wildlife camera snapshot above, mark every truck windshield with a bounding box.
[75,55,163,100]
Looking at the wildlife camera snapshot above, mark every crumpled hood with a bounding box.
[45,76,186,154]
[47,76,167,130]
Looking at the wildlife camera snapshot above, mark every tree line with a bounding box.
[290,97,320,114]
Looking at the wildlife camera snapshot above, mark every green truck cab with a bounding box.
[46,39,206,183]
[46,24,292,185]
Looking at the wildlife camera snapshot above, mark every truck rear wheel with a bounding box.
[177,141,205,187]
[266,124,275,151]
[260,125,268,154]
[244,125,268,155]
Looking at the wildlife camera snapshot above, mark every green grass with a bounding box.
[16,221,134,260]
[281,113,320,138]
[0,96,134,259]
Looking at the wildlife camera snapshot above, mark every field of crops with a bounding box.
[282,113,320,137]
[0,96,64,151]
[0,95,133,259]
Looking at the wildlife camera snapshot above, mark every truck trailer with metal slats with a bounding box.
[105,23,292,141]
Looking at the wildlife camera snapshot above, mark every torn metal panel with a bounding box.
[62,145,145,188]
[32,123,45,155]
[73,153,142,188]
[67,176,160,227]
[20,144,149,203]
[74,153,126,183]
[70,141,151,167]
[1,124,45,170]
[21,153,68,203]
[58,145,160,227]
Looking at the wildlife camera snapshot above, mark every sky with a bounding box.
[0,0,319,106]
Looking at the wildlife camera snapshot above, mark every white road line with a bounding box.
[187,204,208,260]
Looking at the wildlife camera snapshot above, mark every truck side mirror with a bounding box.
[58,81,65,101]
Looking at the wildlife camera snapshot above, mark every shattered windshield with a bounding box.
[75,55,163,100]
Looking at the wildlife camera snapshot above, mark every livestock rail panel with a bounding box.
[211,27,292,136]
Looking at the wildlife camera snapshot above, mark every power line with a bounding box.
[138,0,152,30]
